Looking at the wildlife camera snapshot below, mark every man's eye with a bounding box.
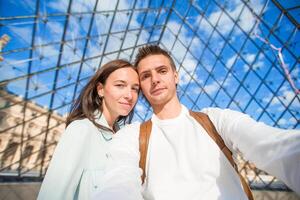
[159,69,167,74]
[141,74,150,80]
[115,84,125,87]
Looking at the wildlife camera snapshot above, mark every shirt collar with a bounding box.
[94,110,111,130]
[152,104,189,125]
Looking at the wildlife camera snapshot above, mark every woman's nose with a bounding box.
[124,88,133,100]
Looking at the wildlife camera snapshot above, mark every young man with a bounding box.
[95,45,300,200]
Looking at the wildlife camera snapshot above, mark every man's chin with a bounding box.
[149,98,166,107]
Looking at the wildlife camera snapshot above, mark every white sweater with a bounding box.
[38,113,142,200]
[95,105,300,200]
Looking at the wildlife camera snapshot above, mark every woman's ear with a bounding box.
[97,83,104,97]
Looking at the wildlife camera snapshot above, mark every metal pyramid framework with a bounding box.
[0,0,299,192]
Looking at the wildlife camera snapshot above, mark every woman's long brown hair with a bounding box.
[66,59,137,132]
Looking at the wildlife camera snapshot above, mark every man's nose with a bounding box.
[151,73,160,85]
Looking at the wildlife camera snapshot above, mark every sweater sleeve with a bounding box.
[37,120,90,200]
[201,107,300,195]
[92,122,144,200]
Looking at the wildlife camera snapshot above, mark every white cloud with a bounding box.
[263,86,300,108]
[111,12,131,32]
[277,118,287,126]
[203,82,219,95]
[162,21,201,85]
[122,31,138,49]
[179,71,200,86]
[211,11,234,35]
[161,28,176,50]
[198,0,264,36]
[61,42,83,64]
[162,20,193,60]
[86,42,102,57]
[244,53,256,64]
[243,61,264,71]
[48,0,96,12]
[29,75,50,92]
[252,61,264,70]
[182,53,197,72]
[189,37,201,54]
[288,117,297,124]
[243,53,264,71]
[238,0,265,32]
[118,0,134,9]
[167,21,181,35]
[47,1,68,12]
[47,21,64,37]
[179,72,190,85]
[94,15,111,36]
[226,54,238,68]
[291,67,299,84]
[72,0,95,12]
[160,21,184,56]
[0,59,18,81]
[9,26,32,45]
[96,0,118,11]
[223,73,232,87]
[256,107,262,113]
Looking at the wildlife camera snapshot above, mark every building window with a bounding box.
[22,145,34,168]
[1,141,18,169]
[0,111,6,126]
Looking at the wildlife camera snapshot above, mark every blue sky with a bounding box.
[0,0,299,128]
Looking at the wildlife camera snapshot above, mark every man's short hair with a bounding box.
[134,44,176,71]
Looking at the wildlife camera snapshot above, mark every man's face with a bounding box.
[137,54,178,107]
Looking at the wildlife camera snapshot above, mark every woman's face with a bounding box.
[97,67,139,124]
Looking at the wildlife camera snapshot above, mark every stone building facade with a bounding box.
[0,89,65,178]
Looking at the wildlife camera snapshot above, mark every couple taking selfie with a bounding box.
[38,45,300,200]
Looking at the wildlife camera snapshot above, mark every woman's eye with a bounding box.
[132,87,139,92]
[115,84,125,87]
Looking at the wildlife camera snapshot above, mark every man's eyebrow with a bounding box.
[139,70,150,76]
[139,65,167,74]
[156,65,168,70]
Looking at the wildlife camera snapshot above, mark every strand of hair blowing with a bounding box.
[66,59,135,132]
[66,74,113,132]
[66,67,112,134]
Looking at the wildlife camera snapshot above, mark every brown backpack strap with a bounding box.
[189,110,253,200]
[139,120,152,184]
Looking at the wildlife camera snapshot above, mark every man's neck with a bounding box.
[152,97,181,120]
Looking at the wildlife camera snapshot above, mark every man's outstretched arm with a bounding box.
[202,107,300,195]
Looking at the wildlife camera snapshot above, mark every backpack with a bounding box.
[139,110,253,200]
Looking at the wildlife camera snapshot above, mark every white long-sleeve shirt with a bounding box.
[38,113,142,200]
[95,105,300,200]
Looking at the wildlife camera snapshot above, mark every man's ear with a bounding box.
[174,71,179,85]
[97,83,104,97]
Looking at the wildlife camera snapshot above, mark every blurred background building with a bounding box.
[0,0,299,199]
[0,87,64,179]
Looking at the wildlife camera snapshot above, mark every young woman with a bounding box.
[37,59,140,200]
